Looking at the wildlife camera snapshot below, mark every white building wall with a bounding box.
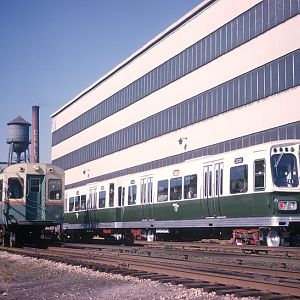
[51,0,261,132]
[51,0,300,188]
[51,14,300,160]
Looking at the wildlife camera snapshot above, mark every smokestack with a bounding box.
[31,105,39,163]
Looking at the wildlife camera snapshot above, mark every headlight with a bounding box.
[277,200,297,211]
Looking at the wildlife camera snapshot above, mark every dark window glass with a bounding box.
[215,30,220,57]
[271,153,299,187]
[99,191,106,208]
[109,183,114,207]
[233,78,239,108]
[263,0,269,30]
[290,0,298,17]
[239,75,246,105]
[254,159,265,191]
[157,179,168,202]
[252,70,258,101]
[227,80,234,110]
[276,0,285,24]
[213,88,218,115]
[74,195,80,211]
[265,63,271,96]
[69,197,74,212]
[48,179,62,200]
[294,50,300,85]
[220,26,226,54]
[245,73,252,103]
[128,185,137,205]
[258,66,265,99]
[222,84,228,112]
[231,18,238,48]
[209,34,214,61]
[271,61,279,93]
[237,15,244,46]
[80,195,86,210]
[278,57,286,91]
[207,91,212,118]
[284,0,291,19]
[269,0,276,28]
[244,11,250,41]
[249,8,256,39]
[170,177,182,200]
[226,23,232,51]
[255,4,263,35]
[8,177,24,199]
[230,165,248,194]
[286,54,293,89]
[184,174,197,199]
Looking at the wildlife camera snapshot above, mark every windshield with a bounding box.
[271,153,299,187]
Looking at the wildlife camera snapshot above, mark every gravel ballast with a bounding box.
[0,251,258,300]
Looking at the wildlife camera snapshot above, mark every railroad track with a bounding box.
[1,244,300,299]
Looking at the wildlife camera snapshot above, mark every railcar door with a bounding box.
[140,176,154,221]
[26,175,45,221]
[118,186,125,222]
[85,187,98,226]
[203,162,223,217]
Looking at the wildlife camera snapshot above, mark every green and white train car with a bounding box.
[64,140,300,246]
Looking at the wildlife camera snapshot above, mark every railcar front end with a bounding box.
[0,163,64,247]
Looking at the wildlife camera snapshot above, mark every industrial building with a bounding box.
[51,0,300,194]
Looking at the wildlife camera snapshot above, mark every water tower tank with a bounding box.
[7,116,31,158]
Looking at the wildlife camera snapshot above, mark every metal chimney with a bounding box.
[31,105,39,163]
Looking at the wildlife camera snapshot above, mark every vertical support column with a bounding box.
[31,105,40,163]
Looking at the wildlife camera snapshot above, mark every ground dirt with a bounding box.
[0,251,257,300]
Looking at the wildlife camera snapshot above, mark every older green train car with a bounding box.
[0,163,64,247]
[64,140,300,246]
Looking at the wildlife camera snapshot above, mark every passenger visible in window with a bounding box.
[187,187,194,199]
[157,191,168,202]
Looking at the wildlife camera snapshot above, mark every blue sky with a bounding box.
[0,0,201,163]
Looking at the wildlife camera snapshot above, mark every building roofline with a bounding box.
[51,0,216,118]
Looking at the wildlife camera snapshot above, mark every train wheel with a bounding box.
[266,230,281,247]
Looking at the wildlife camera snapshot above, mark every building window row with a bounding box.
[52,0,300,146]
[53,49,300,171]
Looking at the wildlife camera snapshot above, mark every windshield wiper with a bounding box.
[274,152,284,168]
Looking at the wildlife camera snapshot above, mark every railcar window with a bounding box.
[80,195,86,210]
[30,178,40,193]
[271,153,299,187]
[8,177,24,199]
[230,165,248,194]
[220,169,223,195]
[69,197,74,212]
[209,171,212,197]
[254,159,265,190]
[128,185,137,205]
[109,183,114,207]
[157,179,168,202]
[88,188,97,209]
[99,191,106,208]
[170,177,182,200]
[184,174,197,199]
[204,171,208,197]
[48,179,62,200]
[74,196,80,211]
[0,180,2,202]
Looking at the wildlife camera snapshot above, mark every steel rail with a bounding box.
[2,246,299,298]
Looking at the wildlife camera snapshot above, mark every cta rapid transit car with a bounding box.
[0,163,64,247]
[63,140,300,247]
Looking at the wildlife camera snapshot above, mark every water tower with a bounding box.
[7,116,31,164]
